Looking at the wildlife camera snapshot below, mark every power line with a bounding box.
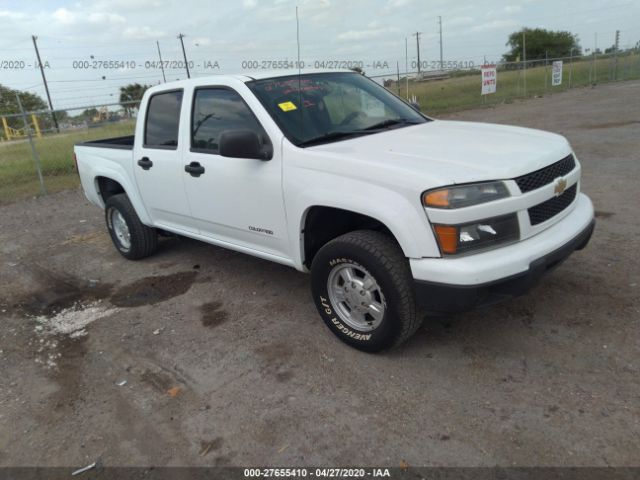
[48,73,165,83]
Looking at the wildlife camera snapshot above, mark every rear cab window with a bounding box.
[144,90,183,149]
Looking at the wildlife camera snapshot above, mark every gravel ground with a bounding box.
[0,80,638,468]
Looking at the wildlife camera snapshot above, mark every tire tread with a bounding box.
[105,194,157,260]
[316,230,421,349]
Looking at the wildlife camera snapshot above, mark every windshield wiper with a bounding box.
[297,120,423,147]
[297,130,375,147]
[362,118,422,131]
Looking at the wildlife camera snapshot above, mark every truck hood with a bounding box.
[304,120,573,188]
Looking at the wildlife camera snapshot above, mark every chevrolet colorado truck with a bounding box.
[75,70,595,352]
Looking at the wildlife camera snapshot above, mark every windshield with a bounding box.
[246,72,428,147]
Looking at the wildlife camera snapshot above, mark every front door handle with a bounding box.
[185,162,205,177]
[137,157,153,170]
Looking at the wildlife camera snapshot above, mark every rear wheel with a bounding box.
[311,230,420,352]
[105,194,157,260]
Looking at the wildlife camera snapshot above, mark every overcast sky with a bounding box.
[1,0,638,110]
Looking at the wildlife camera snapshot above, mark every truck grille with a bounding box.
[528,184,577,225]
[515,154,576,193]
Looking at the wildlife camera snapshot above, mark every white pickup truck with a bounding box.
[75,70,595,351]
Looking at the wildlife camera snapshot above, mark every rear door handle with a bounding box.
[137,157,153,170]
[185,162,205,177]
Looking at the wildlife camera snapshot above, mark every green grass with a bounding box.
[393,53,640,115]
[0,121,134,205]
[1,54,639,205]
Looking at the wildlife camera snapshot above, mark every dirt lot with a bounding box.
[1,80,638,468]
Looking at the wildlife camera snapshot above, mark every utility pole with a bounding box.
[438,16,443,70]
[177,33,190,79]
[593,32,598,84]
[412,32,422,75]
[522,30,527,97]
[405,37,409,97]
[156,40,167,83]
[16,93,46,195]
[31,35,58,133]
[614,30,620,80]
[544,50,548,92]
[569,47,574,88]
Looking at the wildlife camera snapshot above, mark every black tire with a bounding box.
[310,230,420,352]
[105,193,158,260]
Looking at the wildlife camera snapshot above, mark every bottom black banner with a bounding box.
[1,467,639,480]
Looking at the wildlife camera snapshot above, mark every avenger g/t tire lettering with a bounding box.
[311,230,421,352]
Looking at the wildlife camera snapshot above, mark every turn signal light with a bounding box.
[434,225,458,254]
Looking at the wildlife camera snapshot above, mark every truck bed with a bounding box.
[77,135,134,150]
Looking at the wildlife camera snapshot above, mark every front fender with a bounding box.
[288,173,440,269]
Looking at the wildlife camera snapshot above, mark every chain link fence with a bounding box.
[376,51,640,113]
[0,101,137,205]
[1,51,639,206]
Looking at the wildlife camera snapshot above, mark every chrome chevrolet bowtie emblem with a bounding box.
[554,178,567,196]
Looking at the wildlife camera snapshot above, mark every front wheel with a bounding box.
[105,193,158,260]
[310,230,421,352]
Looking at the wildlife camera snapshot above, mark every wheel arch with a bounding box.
[96,176,125,203]
[301,205,407,269]
[92,173,152,225]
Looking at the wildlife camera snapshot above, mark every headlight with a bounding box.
[423,181,509,209]
[433,214,520,256]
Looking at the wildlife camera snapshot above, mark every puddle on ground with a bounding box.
[11,271,200,334]
[140,369,177,394]
[201,301,229,328]
[595,210,615,219]
[14,269,112,318]
[254,342,294,383]
[111,271,198,308]
[4,268,203,414]
[6,270,201,370]
[580,120,640,130]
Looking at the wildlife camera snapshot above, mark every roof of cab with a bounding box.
[241,69,353,81]
[145,69,355,93]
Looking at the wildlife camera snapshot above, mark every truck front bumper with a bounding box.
[410,193,595,313]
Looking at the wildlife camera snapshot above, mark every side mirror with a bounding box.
[219,130,272,161]
[409,101,421,112]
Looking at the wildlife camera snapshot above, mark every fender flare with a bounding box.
[90,167,152,226]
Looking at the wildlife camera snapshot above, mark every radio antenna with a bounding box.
[296,6,301,70]
[296,6,303,138]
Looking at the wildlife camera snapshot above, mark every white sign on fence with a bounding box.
[481,65,497,95]
[552,60,563,86]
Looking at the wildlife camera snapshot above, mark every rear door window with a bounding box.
[144,90,183,149]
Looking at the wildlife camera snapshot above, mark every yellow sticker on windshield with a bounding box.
[278,101,297,112]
